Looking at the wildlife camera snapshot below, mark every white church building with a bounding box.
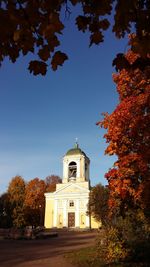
[44,143,99,229]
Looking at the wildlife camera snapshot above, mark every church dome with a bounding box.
[65,143,86,157]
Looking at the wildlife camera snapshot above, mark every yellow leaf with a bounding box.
[13,29,22,42]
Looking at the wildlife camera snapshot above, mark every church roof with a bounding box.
[65,143,87,157]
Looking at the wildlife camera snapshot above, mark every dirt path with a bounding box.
[0,231,98,267]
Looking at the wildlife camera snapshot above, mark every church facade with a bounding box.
[44,144,99,229]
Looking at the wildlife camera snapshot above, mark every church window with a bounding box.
[68,161,77,179]
[69,200,74,207]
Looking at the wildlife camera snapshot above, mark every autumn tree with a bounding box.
[7,175,26,228]
[96,48,150,264]
[88,183,109,225]
[0,1,149,75]
[45,174,62,192]
[98,49,150,218]
[24,177,46,227]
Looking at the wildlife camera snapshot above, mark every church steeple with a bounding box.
[62,144,90,184]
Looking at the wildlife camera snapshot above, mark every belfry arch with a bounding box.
[63,143,90,183]
[68,161,77,180]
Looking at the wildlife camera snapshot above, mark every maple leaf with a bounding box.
[51,51,68,71]
[47,35,60,52]
[28,60,47,75]
[90,31,103,46]
[113,53,131,71]
[43,13,64,37]
[76,16,91,32]
[8,45,20,63]
[38,45,50,61]
[99,19,110,30]
[13,29,22,42]
[0,0,149,75]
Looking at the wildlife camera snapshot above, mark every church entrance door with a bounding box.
[68,212,75,227]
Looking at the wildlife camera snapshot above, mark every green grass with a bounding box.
[64,246,105,267]
[65,244,150,267]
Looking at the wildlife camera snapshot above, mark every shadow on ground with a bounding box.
[0,231,98,267]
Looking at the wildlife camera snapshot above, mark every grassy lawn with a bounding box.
[65,245,150,267]
[64,246,105,267]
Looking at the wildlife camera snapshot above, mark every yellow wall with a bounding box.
[44,198,54,228]
[90,216,101,229]
[44,199,101,229]
[80,213,86,228]
[57,213,63,228]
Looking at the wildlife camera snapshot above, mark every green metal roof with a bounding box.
[65,143,86,157]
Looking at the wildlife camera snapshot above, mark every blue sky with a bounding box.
[0,7,128,194]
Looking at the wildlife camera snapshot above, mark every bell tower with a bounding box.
[44,143,100,229]
[62,142,90,185]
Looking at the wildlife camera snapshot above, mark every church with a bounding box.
[44,143,99,229]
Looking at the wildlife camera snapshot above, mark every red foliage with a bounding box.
[45,175,62,192]
[98,49,150,215]
[24,177,46,209]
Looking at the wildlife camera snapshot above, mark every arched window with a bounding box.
[68,161,77,179]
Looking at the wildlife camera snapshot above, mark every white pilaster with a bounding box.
[82,158,85,179]
[85,199,90,227]
[63,199,67,227]
[75,199,80,227]
[85,214,90,228]
[53,199,58,227]
[77,159,80,178]
[63,159,68,181]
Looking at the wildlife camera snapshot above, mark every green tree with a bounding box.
[7,175,26,228]
[88,183,109,225]
[0,1,149,75]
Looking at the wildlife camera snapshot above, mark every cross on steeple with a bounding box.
[75,137,79,148]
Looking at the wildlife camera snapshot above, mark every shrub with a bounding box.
[96,226,129,264]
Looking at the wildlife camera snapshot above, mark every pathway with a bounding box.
[0,230,98,267]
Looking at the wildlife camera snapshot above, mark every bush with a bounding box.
[96,226,129,264]
[96,209,150,266]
